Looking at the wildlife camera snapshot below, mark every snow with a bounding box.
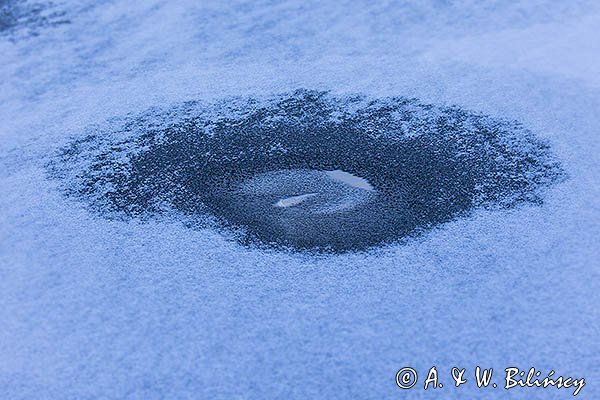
[1,0,599,399]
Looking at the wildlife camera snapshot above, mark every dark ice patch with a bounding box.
[1,0,68,37]
[49,90,564,253]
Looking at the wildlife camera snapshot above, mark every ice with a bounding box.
[1,0,599,399]
[275,192,318,208]
[48,90,562,253]
[325,169,374,191]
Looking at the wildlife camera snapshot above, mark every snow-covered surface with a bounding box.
[1,1,599,398]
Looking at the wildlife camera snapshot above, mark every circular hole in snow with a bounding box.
[50,90,564,253]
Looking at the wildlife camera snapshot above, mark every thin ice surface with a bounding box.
[1,1,599,399]
[49,91,563,253]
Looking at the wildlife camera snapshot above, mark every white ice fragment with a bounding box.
[324,170,374,191]
[274,193,318,208]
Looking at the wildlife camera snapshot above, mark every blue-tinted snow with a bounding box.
[1,1,599,399]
